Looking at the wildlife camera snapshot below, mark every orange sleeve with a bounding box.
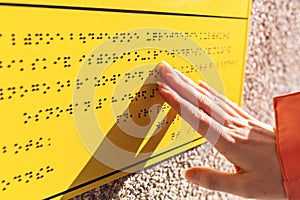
[273,91,300,199]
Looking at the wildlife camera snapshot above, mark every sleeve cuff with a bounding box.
[274,91,300,199]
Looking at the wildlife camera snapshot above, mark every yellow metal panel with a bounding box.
[0,1,251,199]
[0,0,249,18]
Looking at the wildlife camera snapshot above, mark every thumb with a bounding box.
[182,167,245,195]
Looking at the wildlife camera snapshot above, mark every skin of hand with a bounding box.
[156,61,286,199]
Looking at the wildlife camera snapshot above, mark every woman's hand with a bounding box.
[156,61,286,199]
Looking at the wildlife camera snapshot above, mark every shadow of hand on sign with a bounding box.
[66,66,176,198]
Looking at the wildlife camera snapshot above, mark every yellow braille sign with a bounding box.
[0,0,251,199]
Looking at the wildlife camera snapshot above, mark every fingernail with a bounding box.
[198,80,209,88]
[157,60,172,71]
[161,60,171,67]
[156,61,165,69]
[198,80,205,85]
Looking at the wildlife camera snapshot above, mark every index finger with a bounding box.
[158,61,235,127]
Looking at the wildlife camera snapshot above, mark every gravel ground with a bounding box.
[71,0,300,199]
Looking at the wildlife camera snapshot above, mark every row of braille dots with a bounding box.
[180,62,219,73]
[85,49,159,65]
[159,104,171,114]
[161,46,231,56]
[180,64,198,74]
[76,68,159,93]
[187,32,230,40]
[75,73,121,90]
[183,59,239,72]
[87,53,119,65]
[116,112,132,124]
[146,31,186,42]
[0,80,71,101]
[0,55,81,71]
[5,32,140,46]
[140,106,177,129]
[171,131,180,141]
[111,32,140,43]
[0,45,219,74]
[1,31,231,46]
[137,108,150,119]
[114,105,159,124]
[122,50,166,62]
[0,46,208,72]
[155,117,172,129]
[1,166,54,191]
[204,45,231,55]
[214,59,239,68]
[96,88,159,110]
[2,137,51,155]
[23,104,75,124]
[20,87,158,124]
[145,31,230,42]
[133,88,159,102]
[0,75,121,101]
[124,71,144,83]
[169,116,182,141]
[115,107,153,124]
[0,63,203,103]
[122,68,160,83]
[85,48,181,66]
[171,47,206,57]
[22,88,159,124]
[115,103,171,125]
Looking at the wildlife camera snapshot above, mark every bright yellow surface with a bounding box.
[0,1,251,199]
[0,0,250,18]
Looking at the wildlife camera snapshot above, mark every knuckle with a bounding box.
[223,118,232,127]
[223,116,239,128]
[198,94,212,108]
[194,109,205,120]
